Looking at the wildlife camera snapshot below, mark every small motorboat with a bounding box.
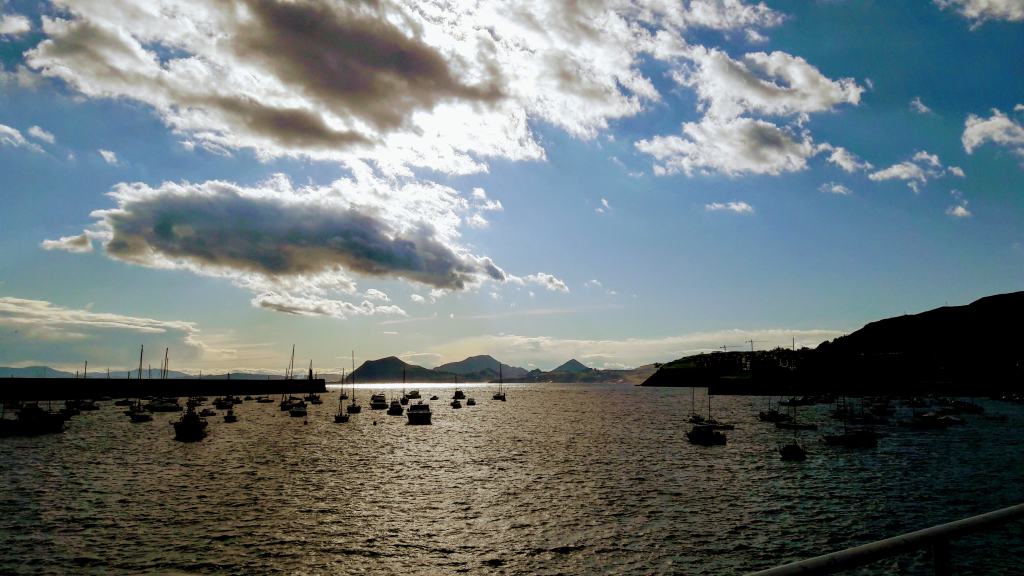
[450,399,462,409]
[199,408,217,418]
[466,398,476,406]
[223,409,238,423]
[429,395,439,400]
[387,399,404,416]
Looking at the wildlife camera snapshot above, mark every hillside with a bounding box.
[435,355,528,379]
[349,356,456,383]
[553,359,591,373]
[641,290,1024,392]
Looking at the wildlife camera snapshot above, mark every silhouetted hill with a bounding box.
[349,356,456,383]
[435,355,528,379]
[641,291,1024,393]
[553,359,590,373]
[819,291,1024,357]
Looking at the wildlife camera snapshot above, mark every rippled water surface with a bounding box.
[2,383,1022,574]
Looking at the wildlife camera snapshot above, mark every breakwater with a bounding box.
[0,377,326,400]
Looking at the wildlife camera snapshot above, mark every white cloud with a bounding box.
[410,294,426,303]
[98,149,119,165]
[584,279,603,289]
[0,296,220,364]
[0,13,31,37]
[638,116,816,177]
[705,201,754,213]
[40,233,93,253]
[596,197,611,214]
[820,144,873,173]
[962,107,1024,161]
[27,125,55,145]
[363,288,390,302]
[935,0,1024,26]
[466,213,489,229]
[947,166,966,177]
[910,96,933,114]
[675,47,863,121]
[869,161,927,191]
[251,291,406,320]
[946,189,972,218]
[946,204,971,218]
[0,123,44,153]
[514,272,570,293]
[913,150,942,168]
[869,149,950,192]
[819,182,852,195]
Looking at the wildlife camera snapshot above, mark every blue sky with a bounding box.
[1,0,1022,372]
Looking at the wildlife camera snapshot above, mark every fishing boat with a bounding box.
[406,389,421,399]
[492,363,506,401]
[686,424,726,446]
[429,395,439,401]
[199,408,217,417]
[172,405,208,442]
[369,393,388,410]
[407,401,432,425]
[223,409,238,423]
[387,398,404,416]
[466,397,476,406]
[451,398,462,409]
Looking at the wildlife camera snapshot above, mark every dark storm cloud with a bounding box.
[234,0,504,130]
[100,182,494,290]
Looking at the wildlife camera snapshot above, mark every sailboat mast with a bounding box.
[137,345,144,381]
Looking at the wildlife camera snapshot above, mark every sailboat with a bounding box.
[823,396,879,448]
[280,345,298,411]
[758,395,792,423]
[686,386,705,424]
[492,363,506,401]
[703,389,734,430]
[452,374,466,400]
[305,360,322,404]
[400,368,410,405]
[346,351,362,414]
[776,402,817,431]
[334,369,350,423]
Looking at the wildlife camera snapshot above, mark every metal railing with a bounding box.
[748,503,1024,576]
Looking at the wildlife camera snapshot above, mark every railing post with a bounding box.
[933,538,952,576]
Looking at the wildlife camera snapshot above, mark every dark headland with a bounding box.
[641,291,1024,396]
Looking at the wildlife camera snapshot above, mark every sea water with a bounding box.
[1,383,1021,574]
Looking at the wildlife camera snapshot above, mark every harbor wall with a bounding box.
[0,378,327,400]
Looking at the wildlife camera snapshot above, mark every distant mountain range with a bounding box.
[3,355,654,385]
[0,365,287,380]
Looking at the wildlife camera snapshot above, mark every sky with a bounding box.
[1,0,1023,373]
